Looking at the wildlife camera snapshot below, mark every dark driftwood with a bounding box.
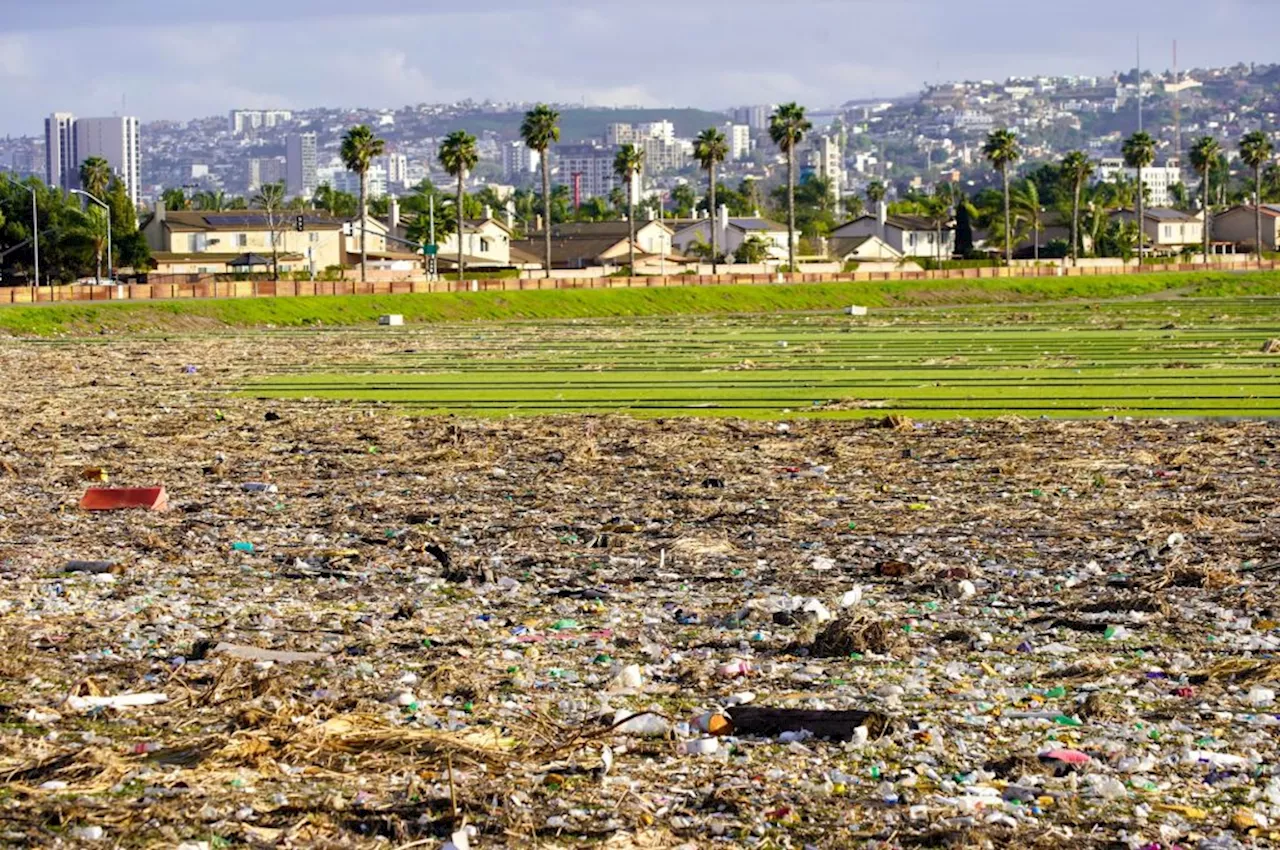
[726,707,889,741]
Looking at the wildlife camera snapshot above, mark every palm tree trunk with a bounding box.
[541,150,552,278]
[95,247,101,285]
[1256,167,1265,263]
[709,163,718,276]
[1202,172,1211,264]
[458,173,466,283]
[1071,180,1081,265]
[627,176,636,274]
[359,171,368,283]
[1136,175,1145,266]
[1002,165,1011,266]
[787,147,796,273]
[1033,217,1040,263]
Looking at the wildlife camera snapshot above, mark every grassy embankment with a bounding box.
[1,270,1277,336]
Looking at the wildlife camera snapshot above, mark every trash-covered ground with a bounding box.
[1,332,1279,849]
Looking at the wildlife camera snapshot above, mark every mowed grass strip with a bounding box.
[4,270,1280,336]
[243,298,1280,420]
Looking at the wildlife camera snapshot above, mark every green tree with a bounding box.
[1061,151,1094,265]
[161,187,189,211]
[769,103,812,271]
[954,193,975,257]
[75,205,110,283]
[196,190,227,212]
[612,143,645,274]
[107,177,149,272]
[982,129,1021,265]
[1189,137,1221,261]
[78,157,111,199]
[520,104,560,278]
[1010,179,1045,262]
[693,128,729,273]
[671,183,696,217]
[252,181,287,281]
[733,235,772,264]
[339,124,386,282]
[865,181,886,210]
[1121,131,1156,264]
[438,130,479,281]
[1239,130,1275,260]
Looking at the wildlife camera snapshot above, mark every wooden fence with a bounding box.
[1,261,1277,305]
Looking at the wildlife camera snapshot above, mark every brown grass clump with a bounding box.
[812,613,905,657]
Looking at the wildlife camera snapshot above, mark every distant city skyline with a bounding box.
[2,0,1276,136]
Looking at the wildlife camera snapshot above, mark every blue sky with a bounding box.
[0,0,1276,134]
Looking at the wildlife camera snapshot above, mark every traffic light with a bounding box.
[295,215,305,232]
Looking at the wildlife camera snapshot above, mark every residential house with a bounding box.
[829,207,955,259]
[670,209,793,262]
[1211,204,1280,252]
[1111,208,1204,252]
[512,220,676,270]
[827,234,903,263]
[140,204,347,274]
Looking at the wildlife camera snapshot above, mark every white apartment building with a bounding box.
[73,116,141,206]
[286,133,318,199]
[330,164,388,199]
[728,124,751,161]
[44,112,77,192]
[501,140,540,179]
[1096,158,1183,207]
[229,109,294,134]
[383,153,409,192]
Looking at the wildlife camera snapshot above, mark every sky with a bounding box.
[1,0,1277,136]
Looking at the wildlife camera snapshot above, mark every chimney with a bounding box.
[876,200,887,239]
[483,204,492,220]
[388,197,400,232]
[535,214,543,231]
[719,203,729,236]
[155,198,166,223]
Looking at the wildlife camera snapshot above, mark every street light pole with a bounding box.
[71,189,111,285]
[27,186,39,290]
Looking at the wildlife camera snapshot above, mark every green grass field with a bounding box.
[242,296,1280,419]
[3,270,1280,336]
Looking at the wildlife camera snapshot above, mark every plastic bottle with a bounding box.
[612,710,669,737]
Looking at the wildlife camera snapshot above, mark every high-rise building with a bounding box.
[501,141,539,180]
[286,133,317,198]
[45,112,77,191]
[728,124,751,161]
[732,105,772,132]
[382,152,409,192]
[331,165,388,199]
[554,144,619,203]
[73,116,141,206]
[246,156,287,192]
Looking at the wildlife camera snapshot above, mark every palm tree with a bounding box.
[612,143,645,274]
[438,130,479,282]
[769,103,812,272]
[339,125,386,282]
[693,128,729,274]
[1189,137,1221,262]
[79,157,111,199]
[1240,130,1275,261]
[75,206,110,284]
[866,181,886,208]
[197,190,227,212]
[1061,151,1094,265]
[1121,131,1156,265]
[1010,179,1044,262]
[520,104,560,278]
[252,181,287,281]
[982,129,1021,265]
